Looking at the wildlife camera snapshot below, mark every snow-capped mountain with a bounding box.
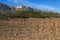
[15,6,33,11]
[0,3,41,12]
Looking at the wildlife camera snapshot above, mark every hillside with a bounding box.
[0,3,60,20]
[0,10,60,20]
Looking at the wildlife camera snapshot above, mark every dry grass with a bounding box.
[0,18,60,40]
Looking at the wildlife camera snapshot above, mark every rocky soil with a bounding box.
[0,18,60,40]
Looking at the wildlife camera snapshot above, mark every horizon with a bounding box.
[0,0,60,13]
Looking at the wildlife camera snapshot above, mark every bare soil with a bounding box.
[0,18,60,40]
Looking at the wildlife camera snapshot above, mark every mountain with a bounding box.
[0,3,41,12]
[15,6,41,12]
[0,3,60,20]
[16,6,34,11]
[0,3,11,11]
[0,3,16,12]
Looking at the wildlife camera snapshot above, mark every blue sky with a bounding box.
[0,0,60,13]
